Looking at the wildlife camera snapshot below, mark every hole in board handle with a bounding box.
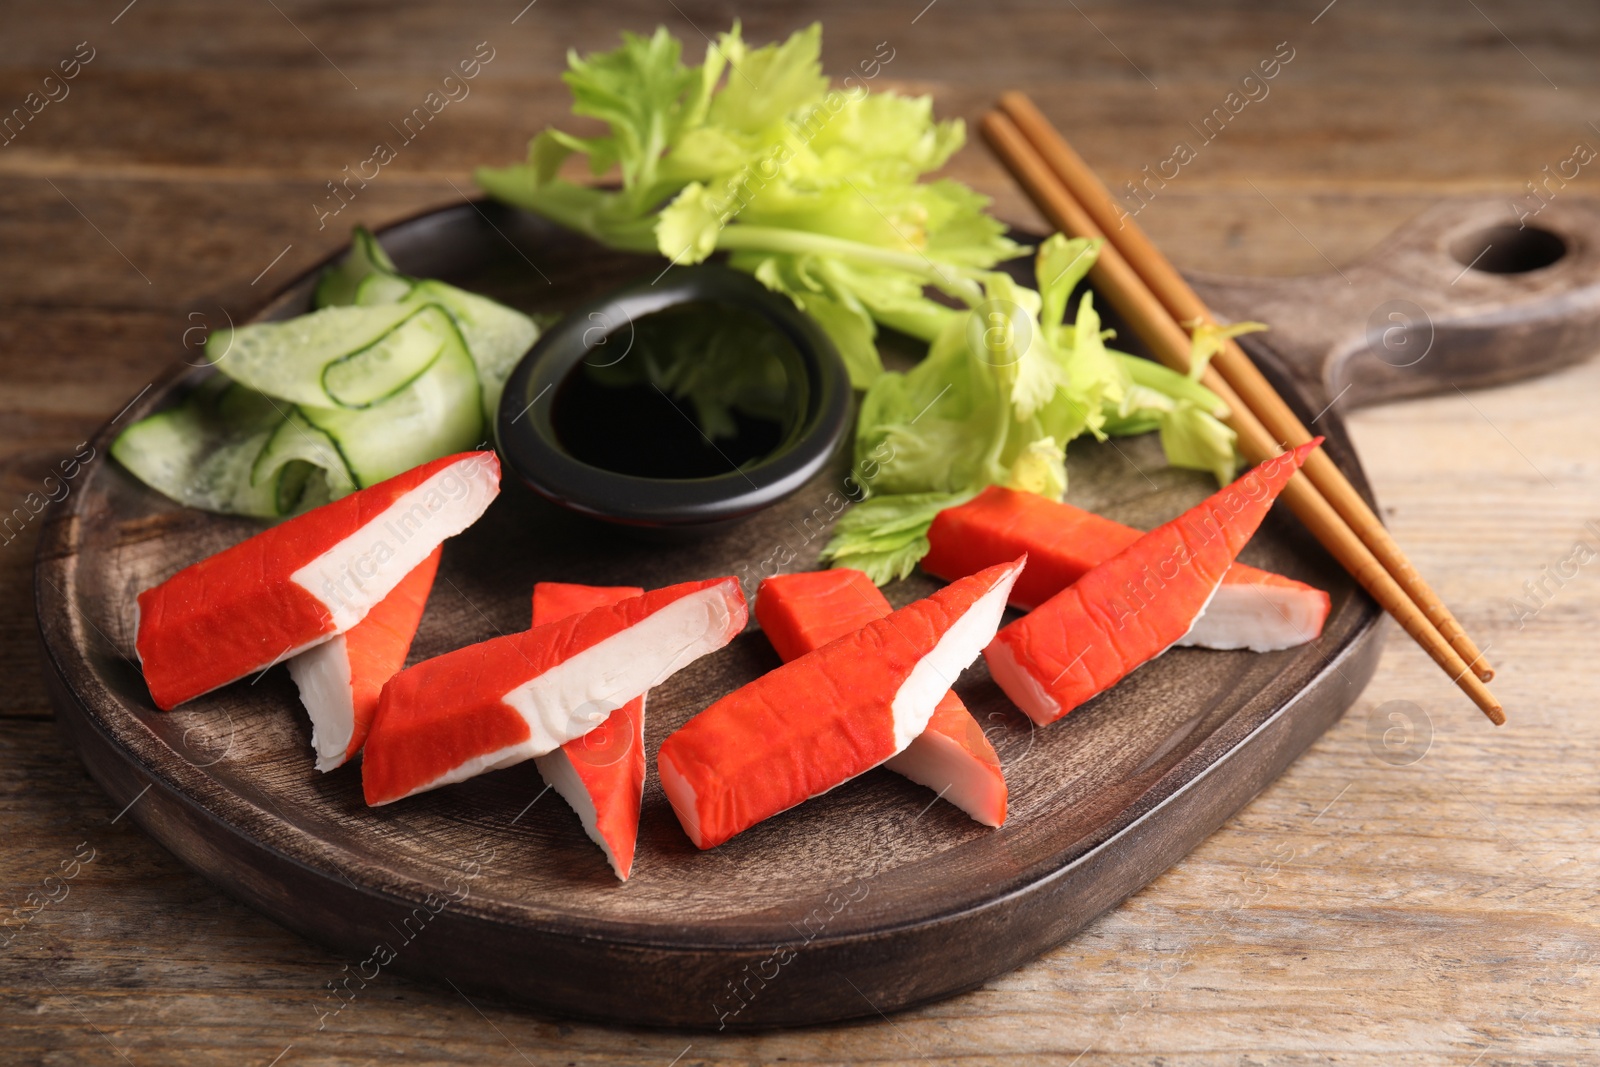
[1449,224,1567,274]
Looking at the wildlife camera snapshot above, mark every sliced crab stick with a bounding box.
[659,558,1023,850]
[531,582,647,880]
[135,451,499,710]
[923,484,1329,652]
[755,569,1007,827]
[362,576,746,807]
[288,546,441,772]
[1182,568,1329,651]
[986,441,1320,725]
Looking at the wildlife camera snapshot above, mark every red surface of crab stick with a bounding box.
[362,576,746,807]
[135,451,500,710]
[986,441,1320,725]
[924,485,1329,653]
[288,546,441,772]
[531,582,648,880]
[658,558,1024,850]
[755,569,1007,827]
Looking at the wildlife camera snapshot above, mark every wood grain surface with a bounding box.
[3,0,1597,1063]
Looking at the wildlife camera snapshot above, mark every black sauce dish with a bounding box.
[495,264,853,532]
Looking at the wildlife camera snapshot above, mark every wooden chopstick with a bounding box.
[996,92,1495,685]
[980,109,1506,725]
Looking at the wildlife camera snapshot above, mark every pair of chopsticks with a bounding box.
[981,93,1504,725]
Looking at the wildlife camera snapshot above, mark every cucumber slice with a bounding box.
[209,302,436,409]
[299,324,484,487]
[111,379,294,518]
[354,272,416,306]
[309,227,537,417]
[118,224,529,515]
[408,280,539,419]
[251,407,357,499]
[315,225,403,308]
[275,462,316,515]
[322,305,457,408]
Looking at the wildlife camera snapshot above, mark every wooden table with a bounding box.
[4,1,1596,1062]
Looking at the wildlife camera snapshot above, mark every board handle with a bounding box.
[1186,198,1600,411]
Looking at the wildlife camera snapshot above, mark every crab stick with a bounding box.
[923,485,1329,652]
[659,558,1023,850]
[287,546,441,772]
[755,569,1007,827]
[135,451,499,710]
[362,576,746,806]
[531,582,647,880]
[986,441,1320,724]
[1183,568,1329,651]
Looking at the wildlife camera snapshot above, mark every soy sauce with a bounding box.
[551,300,795,480]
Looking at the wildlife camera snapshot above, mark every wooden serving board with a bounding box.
[34,199,1600,1029]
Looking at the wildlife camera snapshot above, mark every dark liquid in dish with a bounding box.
[552,301,795,480]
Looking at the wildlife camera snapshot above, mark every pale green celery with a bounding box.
[714,225,984,305]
